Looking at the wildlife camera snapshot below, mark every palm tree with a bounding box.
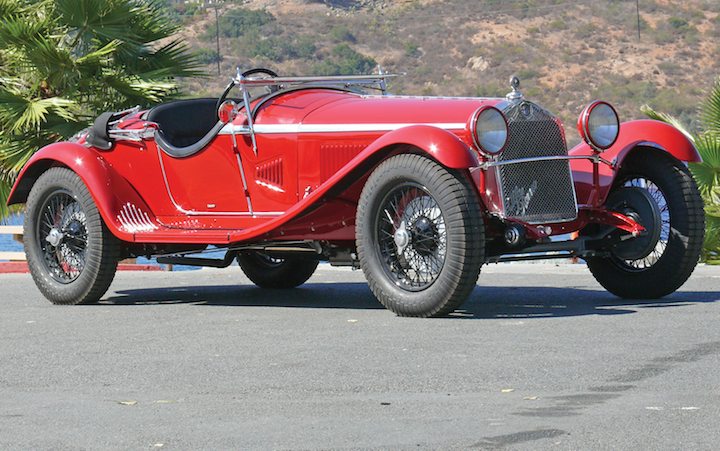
[0,0,202,218]
[642,80,720,263]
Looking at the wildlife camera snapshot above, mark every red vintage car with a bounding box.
[8,68,705,317]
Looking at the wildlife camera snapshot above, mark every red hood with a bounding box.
[251,89,505,128]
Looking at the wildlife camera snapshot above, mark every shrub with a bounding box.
[196,48,222,65]
[404,42,421,58]
[244,35,316,61]
[329,25,356,43]
[202,8,275,40]
[312,44,376,75]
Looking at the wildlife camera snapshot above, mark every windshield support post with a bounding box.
[239,72,259,156]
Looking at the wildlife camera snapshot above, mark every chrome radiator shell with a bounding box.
[491,101,578,224]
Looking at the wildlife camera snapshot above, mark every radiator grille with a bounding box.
[498,101,577,223]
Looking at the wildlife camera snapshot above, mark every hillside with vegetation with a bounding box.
[169,0,718,140]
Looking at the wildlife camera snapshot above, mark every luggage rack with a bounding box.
[234,66,400,94]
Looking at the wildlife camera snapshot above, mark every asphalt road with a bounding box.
[1,263,719,450]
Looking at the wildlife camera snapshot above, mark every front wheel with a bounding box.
[24,168,120,305]
[237,252,318,288]
[356,154,484,317]
[586,151,705,299]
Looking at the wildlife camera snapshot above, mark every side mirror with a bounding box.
[218,99,238,124]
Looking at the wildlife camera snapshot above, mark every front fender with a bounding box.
[569,119,700,205]
[362,124,479,168]
[8,142,154,242]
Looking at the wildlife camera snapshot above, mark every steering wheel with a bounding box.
[216,68,279,115]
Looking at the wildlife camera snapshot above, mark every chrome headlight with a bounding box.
[578,101,619,151]
[471,106,508,156]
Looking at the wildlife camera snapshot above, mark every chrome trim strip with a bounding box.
[360,95,504,101]
[218,122,467,135]
[480,154,613,169]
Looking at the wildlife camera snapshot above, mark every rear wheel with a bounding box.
[586,152,704,299]
[24,168,119,305]
[356,154,484,317]
[237,252,318,288]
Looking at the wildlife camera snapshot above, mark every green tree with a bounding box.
[0,0,201,218]
[642,80,720,263]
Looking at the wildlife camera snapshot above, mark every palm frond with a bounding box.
[75,39,120,65]
[0,166,14,220]
[55,0,138,46]
[118,40,204,79]
[0,89,78,134]
[0,13,47,45]
[689,134,720,197]
[1,0,200,217]
[102,72,177,106]
[640,104,694,142]
[0,0,22,17]
[127,0,182,43]
[701,79,720,133]
[0,130,57,173]
[0,139,33,173]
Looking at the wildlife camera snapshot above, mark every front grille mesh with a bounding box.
[498,101,577,223]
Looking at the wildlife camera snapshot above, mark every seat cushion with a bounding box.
[146,98,219,147]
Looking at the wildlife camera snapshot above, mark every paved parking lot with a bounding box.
[1,263,719,449]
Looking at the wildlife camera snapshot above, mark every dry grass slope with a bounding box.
[173,0,720,142]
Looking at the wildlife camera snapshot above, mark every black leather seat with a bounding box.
[147,98,223,158]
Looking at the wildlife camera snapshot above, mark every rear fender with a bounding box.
[569,119,700,205]
[8,142,154,242]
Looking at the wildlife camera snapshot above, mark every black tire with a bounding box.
[237,252,318,288]
[24,167,120,305]
[356,154,484,317]
[586,150,704,299]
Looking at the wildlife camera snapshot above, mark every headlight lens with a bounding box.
[472,106,508,156]
[578,101,619,151]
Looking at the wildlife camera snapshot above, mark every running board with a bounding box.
[486,251,582,264]
[157,252,237,268]
[155,241,323,268]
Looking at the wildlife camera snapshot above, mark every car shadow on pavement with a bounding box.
[454,286,720,319]
[103,283,720,319]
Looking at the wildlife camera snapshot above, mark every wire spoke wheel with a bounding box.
[24,168,119,305]
[237,252,318,289]
[36,190,88,283]
[357,154,484,317]
[375,183,447,291]
[586,151,704,299]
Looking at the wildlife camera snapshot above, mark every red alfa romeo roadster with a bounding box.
[8,68,704,317]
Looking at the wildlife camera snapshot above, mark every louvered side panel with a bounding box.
[319,143,366,182]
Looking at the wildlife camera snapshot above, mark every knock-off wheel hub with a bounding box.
[45,228,64,247]
[607,186,662,261]
[394,221,410,255]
